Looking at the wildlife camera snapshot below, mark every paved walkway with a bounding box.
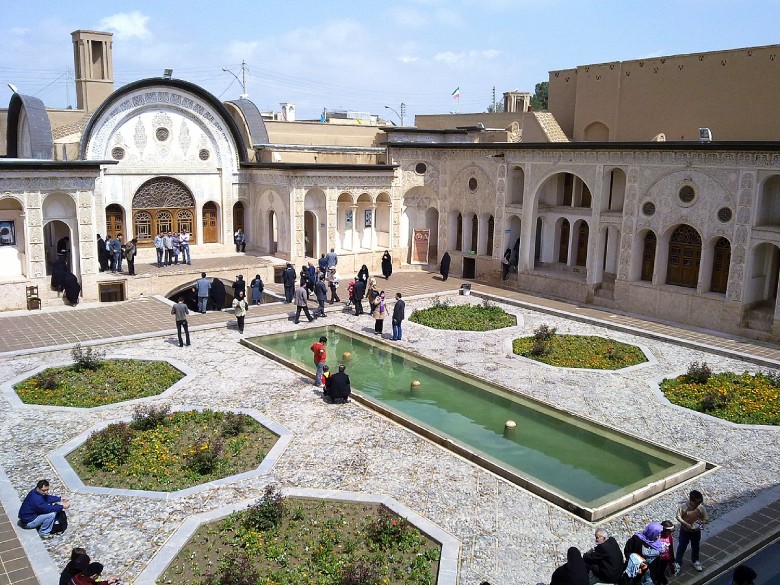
[1,269,779,584]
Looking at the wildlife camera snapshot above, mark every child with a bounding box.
[321,364,331,389]
[657,520,675,583]
[346,280,355,308]
[675,489,708,573]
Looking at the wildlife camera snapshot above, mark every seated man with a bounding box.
[18,479,69,539]
[583,526,626,584]
[326,364,351,404]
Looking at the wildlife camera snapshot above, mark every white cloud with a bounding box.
[482,49,501,59]
[434,49,501,66]
[399,56,419,63]
[98,11,152,41]
[434,51,461,65]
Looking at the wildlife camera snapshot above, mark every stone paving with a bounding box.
[0,271,778,584]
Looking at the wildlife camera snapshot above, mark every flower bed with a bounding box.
[660,370,780,425]
[66,408,279,491]
[512,334,646,369]
[13,358,184,407]
[160,485,441,585]
[409,300,515,331]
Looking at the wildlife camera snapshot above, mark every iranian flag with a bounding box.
[452,86,460,99]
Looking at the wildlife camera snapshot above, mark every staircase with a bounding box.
[743,301,774,336]
[592,273,616,307]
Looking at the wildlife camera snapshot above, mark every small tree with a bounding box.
[530,81,548,111]
[530,323,557,356]
[685,362,712,384]
[71,343,106,371]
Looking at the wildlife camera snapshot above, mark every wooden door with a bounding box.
[666,225,701,287]
[710,238,731,293]
[106,205,123,237]
[558,220,570,264]
[641,232,656,281]
[202,203,218,243]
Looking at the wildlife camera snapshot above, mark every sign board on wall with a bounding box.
[411,229,430,264]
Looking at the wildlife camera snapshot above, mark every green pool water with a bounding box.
[248,326,700,514]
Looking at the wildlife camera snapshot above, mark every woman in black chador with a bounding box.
[357,264,369,284]
[440,251,451,281]
[61,272,81,306]
[209,278,226,310]
[381,251,393,279]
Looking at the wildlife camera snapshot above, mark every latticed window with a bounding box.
[455,213,463,251]
[132,177,197,245]
[711,237,731,293]
[486,215,495,255]
[470,215,478,252]
[641,232,656,281]
[134,212,152,242]
[176,210,194,234]
[156,210,173,233]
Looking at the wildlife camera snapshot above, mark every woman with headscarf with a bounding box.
[502,248,512,280]
[624,522,664,585]
[60,549,89,585]
[381,250,393,279]
[440,251,451,281]
[232,290,249,334]
[209,278,226,310]
[357,264,369,284]
[250,274,264,304]
[550,547,589,585]
[372,290,387,335]
[51,254,68,292]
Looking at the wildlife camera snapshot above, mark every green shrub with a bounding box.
[243,484,285,531]
[700,390,730,412]
[71,343,105,372]
[221,412,248,437]
[82,422,133,469]
[762,370,780,388]
[409,301,515,331]
[34,370,58,390]
[131,403,171,430]
[686,361,712,384]
[365,507,419,551]
[185,434,224,475]
[204,550,259,585]
[531,324,557,356]
[339,559,382,585]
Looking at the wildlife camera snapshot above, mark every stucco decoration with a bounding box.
[448,164,496,215]
[85,86,240,174]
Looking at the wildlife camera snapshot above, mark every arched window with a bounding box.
[105,204,124,237]
[470,215,478,253]
[132,177,197,245]
[455,213,463,251]
[711,238,731,293]
[641,232,656,281]
[666,225,701,288]
[575,222,589,266]
[134,211,152,243]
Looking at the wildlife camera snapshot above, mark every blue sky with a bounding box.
[1,0,778,121]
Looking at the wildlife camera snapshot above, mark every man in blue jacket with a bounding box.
[18,479,69,538]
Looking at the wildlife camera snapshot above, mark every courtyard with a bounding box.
[0,271,779,585]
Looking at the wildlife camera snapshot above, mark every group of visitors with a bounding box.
[309,335,352,403]
[18,480,120,583]
[153,231,191,267]
[96,233,141,275]
[549,490,710,585]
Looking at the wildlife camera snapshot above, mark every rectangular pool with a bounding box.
[245,326,707,520]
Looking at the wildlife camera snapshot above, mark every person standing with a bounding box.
[179,230,191,264]
[674,489,708,573]
[391,292,405,340]
[325,247,338,270]
[172,232,181,265]
[250,274,264,304]
[381,250,393,279]
[110,234,123,273]
[232,274,246,300]
[313,276,328,318]
[154,232,164,267]
[318,253,328,272]
[163,232,174,266]
[371,289,387,335]
[293,283,314,324]
[326,267,340,303]
[353,277,366,316]
[310,335,327,387]
[18,479,69,539]
[232,291,249,334]
[96,235,109,272]
[234,227,246,252]
[357,264,369,284]
[171,297,191,347]
[440,251,451,281]
[195,272,211,313]
[282,263,297,303]
[656,521,675,584]
[124,238,137,276]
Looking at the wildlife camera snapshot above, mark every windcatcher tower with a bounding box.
[71,30,114,112]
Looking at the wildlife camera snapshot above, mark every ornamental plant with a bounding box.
[409,299,515,331]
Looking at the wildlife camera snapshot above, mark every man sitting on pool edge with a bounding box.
[325,364,351,404]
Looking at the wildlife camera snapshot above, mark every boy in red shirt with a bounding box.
[310,336,327,387]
